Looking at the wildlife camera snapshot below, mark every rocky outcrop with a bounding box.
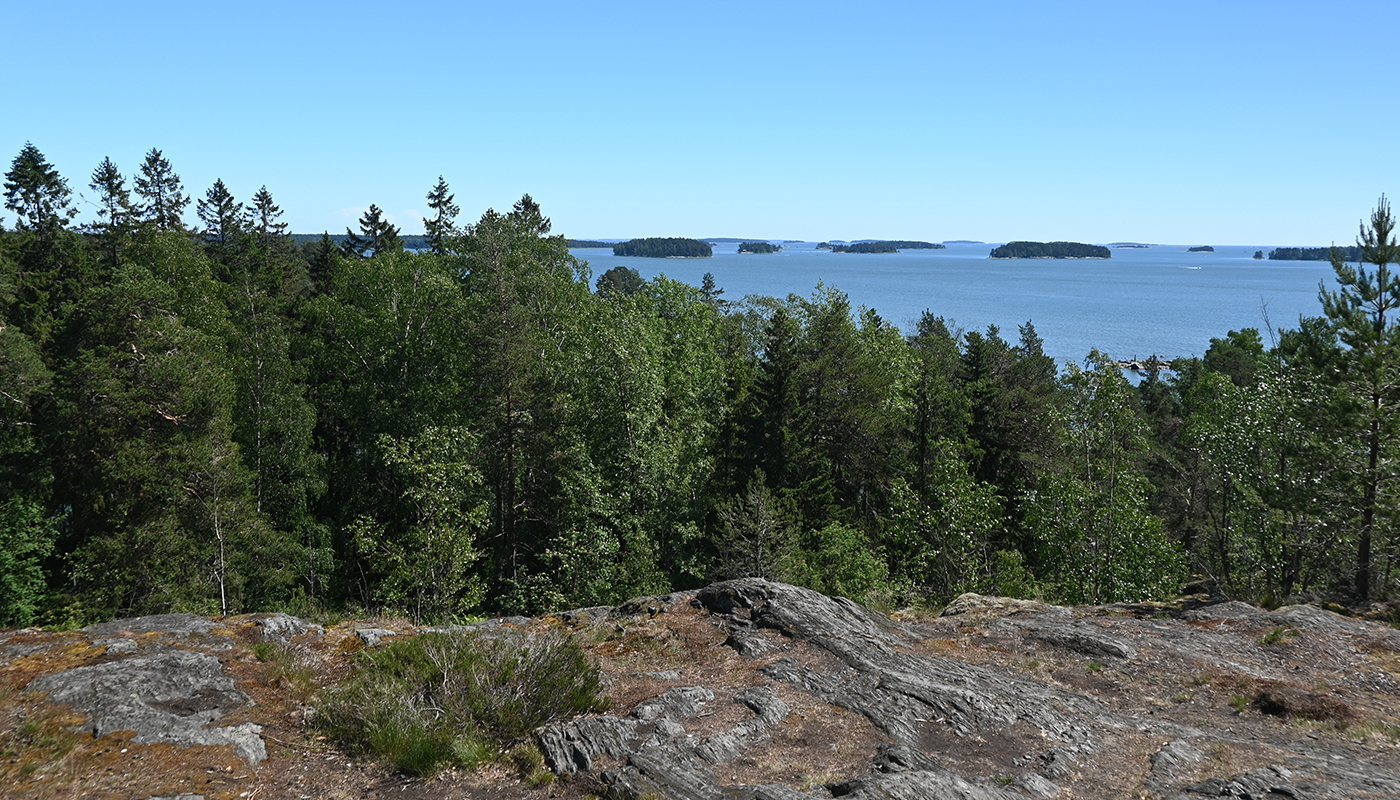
[27,650,265,765]
[5,580,1400,798]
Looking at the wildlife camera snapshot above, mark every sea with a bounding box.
[568,241,1341,365]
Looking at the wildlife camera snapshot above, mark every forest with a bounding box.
[737,242,781,254]
[2,143,1399,629]
[989,241,1112,259]
[1269,246,1366,262]
[611,237,712,258]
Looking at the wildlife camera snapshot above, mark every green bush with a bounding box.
[319,627,608,776]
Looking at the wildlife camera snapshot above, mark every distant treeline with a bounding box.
[738,241,782,254]
[291,232,430,250]
[818,240,945,253]
[613,237,713,258]
[567,240,614,249]
[1188,246,1215,253]
[1268,246,1366,262]
[866,240,946,250]
[989,241,1111,259]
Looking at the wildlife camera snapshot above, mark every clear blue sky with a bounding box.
[5,0,1395,245]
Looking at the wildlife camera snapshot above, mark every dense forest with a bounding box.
[990,241,1112,259]
[1269,246,1366,262]
[612,238,712,258]
[737,242,781,254]
[2,143,1399,629]
[831,242,898,254]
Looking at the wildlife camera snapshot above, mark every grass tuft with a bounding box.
[318,627,608,777]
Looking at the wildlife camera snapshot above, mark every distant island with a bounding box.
[1113,244,1150,249]
[1268,245,1365,262]
[942,240,984,245]
[567,239,614,248]
[988,241,1111,259]
[816,240,944,253]
[613,237,713,258]
[828,242,897,254]
[1108,242,1153,248]
[1253,250,1264,260]
[1188,245,1215,253]
[738,241,782,254]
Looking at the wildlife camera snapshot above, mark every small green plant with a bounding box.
[1087,660,1105,674]
[1260,626,1298,646]
[1191,674,1211,687]
[1229,694,1250,713]
[319,628,608,777]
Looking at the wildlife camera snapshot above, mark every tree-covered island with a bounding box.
[1269,245,1366,262]
[1188,245,1215,253]
[817,240,945,253]
[988,241,1111,259]
[612,237,712,258]
[737,241,781,254]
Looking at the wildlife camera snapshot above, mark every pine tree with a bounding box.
[1318,196,1400,601]
[424,177,459,255]
[132,148,189,231]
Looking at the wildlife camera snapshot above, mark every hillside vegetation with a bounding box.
[2,142,1399,630]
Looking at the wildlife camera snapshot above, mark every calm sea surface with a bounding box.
[570,242,1340,363]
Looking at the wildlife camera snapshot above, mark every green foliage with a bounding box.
[612,237,712,258]
[737,241,781,254]
[595,265,644,298]
[988,241,1110,259]
[0,499,56,626]
[793,521,891,605]
[1269,246,1364,262]
[319,628,607,776]
[830,242,896,254]
[348,427,487,623]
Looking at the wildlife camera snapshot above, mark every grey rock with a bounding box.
[353,627,396,647]
[695,719,769,764]
[1014,772,1060,798]
[1151,738,1205,779]
[1021,621,1137,660]
[1040,747,1078,779]
[254,613,323,643]
[632,686,714,721]
[537,715,641,773]
[829,769,1026,799]
[941,593,1053,617]
[26,650,266,765]
[83,613,218,639]
[872,742,942,773]
[1,642,50,660]
[97,637,139,654]
[655,718,688,737]
[145,795,206,800]
[735,686,789,724]
[726,627,783,657]
[608,744,724,800]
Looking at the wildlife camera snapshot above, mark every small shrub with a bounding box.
[1087,661,1105,674]
[319,627,607,777]
[1260,626,1298,646]
[1229,694,1250,713]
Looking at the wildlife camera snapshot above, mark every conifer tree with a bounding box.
[342,204,402,258]
[197,179,247,247]
[424,177,459,255]
[249,186,288,243]
[3,143,76,232]
[88,157,137,270]
[133,148,189,230]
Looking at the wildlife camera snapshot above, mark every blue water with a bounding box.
[570,242,1339,363]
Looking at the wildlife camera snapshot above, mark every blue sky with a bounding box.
[5,1,1396,245]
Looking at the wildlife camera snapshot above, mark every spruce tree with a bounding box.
[341,204,402,258]
[132,148,189,231]
[88,157,137,270]
[4,143,75,232]
[424,177,459,255]
[197,179,247,247]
